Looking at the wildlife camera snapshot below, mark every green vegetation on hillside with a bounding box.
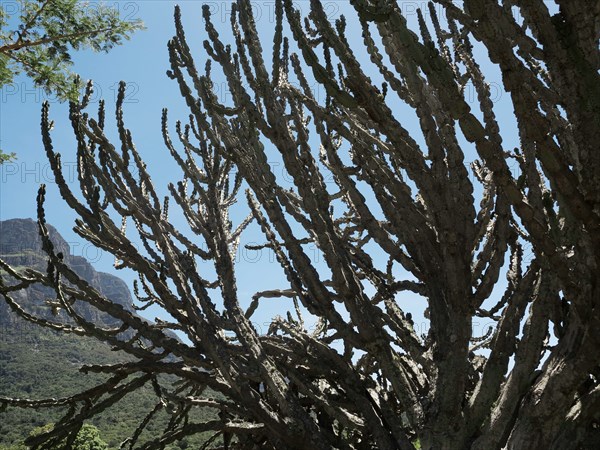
[0,423,108,450]
[0,324,217,449]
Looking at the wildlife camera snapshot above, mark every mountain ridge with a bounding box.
[0,218,214,449]
[0,218,134,328]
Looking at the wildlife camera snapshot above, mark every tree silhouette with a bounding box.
[1,1,599,449]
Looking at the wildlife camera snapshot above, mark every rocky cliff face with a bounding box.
[0,218,134,328]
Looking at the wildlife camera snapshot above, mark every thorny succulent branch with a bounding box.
[1,1,599,449]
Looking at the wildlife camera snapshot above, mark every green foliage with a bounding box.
[0,325,217,449]
[0,0,144,100]
[28,423,54,437]
[28,423,108,450]
[72,424,108,450]
[0,0,144,162]
[0,150,16,164]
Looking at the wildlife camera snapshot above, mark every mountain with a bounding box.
[0,219,214,449]
[0,218,134,328]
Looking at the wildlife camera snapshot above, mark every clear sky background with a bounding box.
[0,1,524,339]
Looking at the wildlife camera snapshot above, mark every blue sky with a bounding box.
[1,1,365,334]
[0,1,523,339]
